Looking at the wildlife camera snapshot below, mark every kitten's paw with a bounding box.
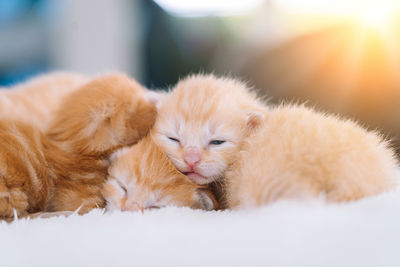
[0,186,29,219]
[194,189,219,211]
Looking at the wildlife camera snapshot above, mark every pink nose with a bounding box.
[184,147,201,168]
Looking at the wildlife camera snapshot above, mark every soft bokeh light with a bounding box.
[360,5,393,30]
[275,0,400,32]
[153,0,263,17]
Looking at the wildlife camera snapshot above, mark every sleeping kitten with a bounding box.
[0,73,156,219]
[152,74,264,185]
[0,72,88,130]
[226,105,398,208]
[152,74,398,207]
[104,135,217,212]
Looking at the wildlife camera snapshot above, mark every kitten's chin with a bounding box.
[185,172,212,185]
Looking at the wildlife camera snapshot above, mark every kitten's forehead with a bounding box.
[158,110,238,136]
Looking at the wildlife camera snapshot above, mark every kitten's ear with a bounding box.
[145,90,168,109]
[246,110,265,131]
[195,189,219,211]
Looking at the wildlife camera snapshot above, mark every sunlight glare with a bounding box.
[275,0,400,32]
[358,4,394,31]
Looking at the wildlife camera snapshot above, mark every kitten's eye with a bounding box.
[146,205,160,210]
[168,137,180,143]
[116,180,127,196]
[209,140,225,145]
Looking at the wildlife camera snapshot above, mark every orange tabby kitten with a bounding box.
[152,74,264,185]
[104,135,217,212]
[152,74,398,208]
[0,73,156,219]
[226,105,398,208]
[0,72,88,130]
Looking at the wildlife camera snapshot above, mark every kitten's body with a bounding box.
[153,74,398,208]
[104,135,217,212]
[0,74,156,219]
[226,105,398,208]
[0,72,88,130]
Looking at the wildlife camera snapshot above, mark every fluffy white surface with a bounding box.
[2,189,400,267]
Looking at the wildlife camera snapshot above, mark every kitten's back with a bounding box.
[227,105,398,208]
[0,72,88,130]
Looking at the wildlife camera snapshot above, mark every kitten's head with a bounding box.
[48,73,157,155]
[152,74,265,185]
[103,135,218,212]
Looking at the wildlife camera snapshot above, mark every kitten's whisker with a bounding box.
[73,205,83,215]
[12,209,18,222]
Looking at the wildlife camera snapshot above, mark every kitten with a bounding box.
[152,74,264,186]
[226,105,399,208]
[0,73,156,219]
[152,74,398,208]
[104,135,217,212]
[0,72,88,130]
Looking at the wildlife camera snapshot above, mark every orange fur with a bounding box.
[152,74,264,185]
[0,73,156,219]
[0,72,88,130]
[226,105,399,208]
[152,74,398,209]
[104,135,217,212]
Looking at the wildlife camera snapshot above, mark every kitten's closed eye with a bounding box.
[146,205,161,210]
[116,181,128,195]
[168,137,180,143]
[108,178,127,196]
[209,140,225,145]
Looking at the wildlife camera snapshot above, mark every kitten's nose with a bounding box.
[184,147,201,168]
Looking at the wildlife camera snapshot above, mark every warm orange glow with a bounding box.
[269,0,400,115]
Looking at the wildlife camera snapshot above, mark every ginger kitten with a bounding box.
[152,74,398,207]
[104,135,217,212]
[0,72,88,130]
[152,74,264,185]
[0,73,156,219]
[226,105,398,208]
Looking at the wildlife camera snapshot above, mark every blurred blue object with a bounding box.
[0,0,30,24]
[0,65,47,87]
[0,0,50,86]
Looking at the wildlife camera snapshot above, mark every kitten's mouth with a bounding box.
[183,172,209,185]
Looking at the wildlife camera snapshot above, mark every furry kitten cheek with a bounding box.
[105,179,126,198]
[103,185,123,211]
[168,157,191,173]
[143,190,168,209]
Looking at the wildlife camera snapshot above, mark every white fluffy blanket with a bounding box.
[2,187,400,267]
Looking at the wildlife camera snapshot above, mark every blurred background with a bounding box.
[1,0,400,153]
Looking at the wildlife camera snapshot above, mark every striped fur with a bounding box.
[104,134,217,212]
[0,73,156,219]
